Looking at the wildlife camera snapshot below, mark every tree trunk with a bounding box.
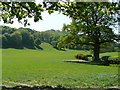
[93,44,100,62]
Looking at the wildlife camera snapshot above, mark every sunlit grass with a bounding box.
[2,43,118,88]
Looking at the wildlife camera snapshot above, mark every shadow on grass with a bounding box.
[64,60,109,66]
[2,45,43,50]
[1,86,119,90]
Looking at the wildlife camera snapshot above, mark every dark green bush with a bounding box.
[101,56,110,66]
[108,56,120,64]
[101,56,120,65]
[75,53,91,60]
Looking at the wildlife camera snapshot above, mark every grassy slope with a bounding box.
[2,43,118,88]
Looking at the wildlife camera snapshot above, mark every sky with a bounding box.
[0,11,72,31]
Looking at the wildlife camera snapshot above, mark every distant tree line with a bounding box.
[1,26,35,49]
[0,25,66,49]
[0,25,119,52]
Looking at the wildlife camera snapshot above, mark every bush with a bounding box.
[101,56,120,65]
[101,56,110,66]
[108,56,120,64]
[75,53,92,60]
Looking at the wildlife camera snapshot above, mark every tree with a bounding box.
[19,30,34,48]
[35,38,41,46]
[10,31,22,48]
[57,2,119,61]
[0,25,16,34]
[3,33,11,48]
[100,42,115,53]
[0,35,2,48]
[2,35,8,48]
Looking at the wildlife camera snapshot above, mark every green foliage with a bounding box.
[57,2,119,61]
[10,31,22,48]
[75,53,88,60]
[20,30,34,47]
[108,56,120,64]
[0,35,2,48]
[51,41,58,48]
[0,25,68,49]
[0,2,120,27]
[2,35,8,48]
[100,42,117,53]
[0,25,16,34]
[39,30,65,45]
[0,26,36,49]
[101,56,120,65]
[0,2,44,26]
[1,25,119,52]
[101,56,110,66]
[1,2,119,54]
[35,38,41,46]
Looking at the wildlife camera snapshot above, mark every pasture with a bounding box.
[2,43,118,88]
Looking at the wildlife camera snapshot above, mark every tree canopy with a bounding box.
[0,25,66,49]
[56,2,119,61]
[0,2,119,25]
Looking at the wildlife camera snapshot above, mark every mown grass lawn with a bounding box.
[2,43,118,88]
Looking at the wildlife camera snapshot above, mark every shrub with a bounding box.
[75,53,91,60]
[101,56,110,66]
[101,56,120,65]
[108,56,120,64]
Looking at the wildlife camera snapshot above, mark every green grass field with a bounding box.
[2,43,118,88]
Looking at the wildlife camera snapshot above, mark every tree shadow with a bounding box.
[64,60,109,66]
[1,86,119,90]
[35,45,43,50]
[1,45,43,50]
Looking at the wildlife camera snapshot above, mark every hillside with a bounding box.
[40,43,58,51]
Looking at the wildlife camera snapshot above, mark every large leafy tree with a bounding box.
[57,2,119,61]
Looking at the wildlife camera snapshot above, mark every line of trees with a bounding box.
[1,26,36,49]
[0,25,119,52]
[0,25,65,49]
